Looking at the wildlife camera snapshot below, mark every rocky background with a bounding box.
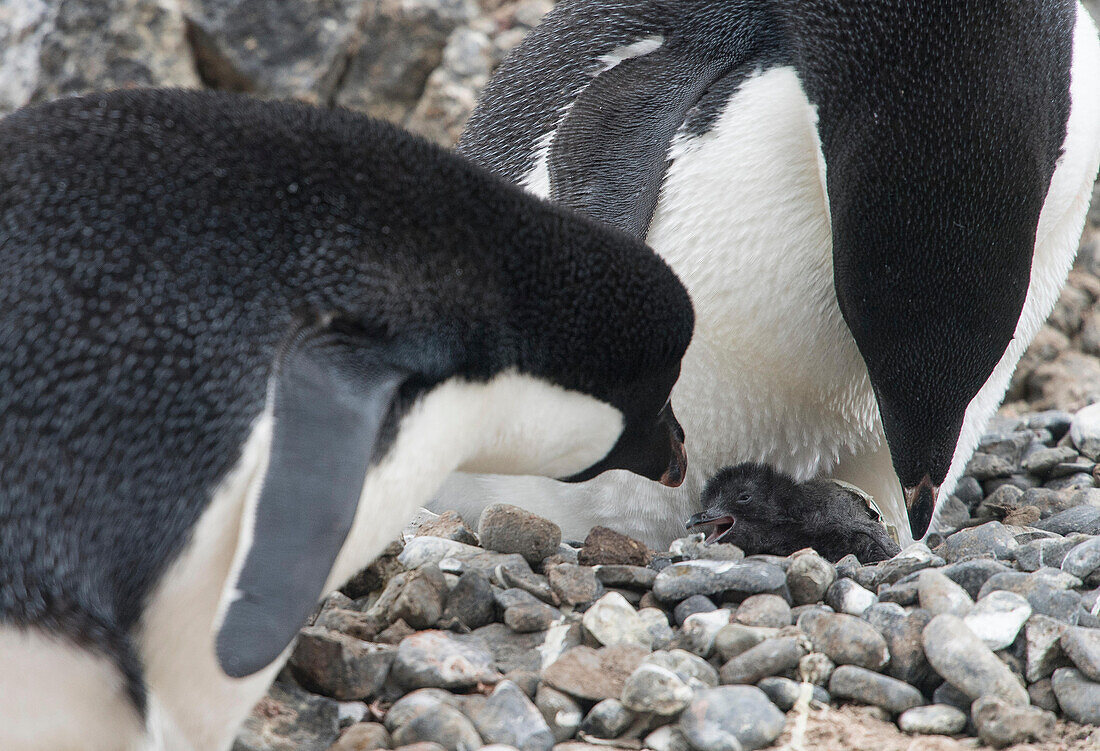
[10,2,1100,750]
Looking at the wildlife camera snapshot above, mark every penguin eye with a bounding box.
[737,492,752,504]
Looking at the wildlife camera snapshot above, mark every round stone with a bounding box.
[971,695,1056,748]
[477,503,561,564]
[652,559,786,602]
[1062,536,1100,579]
[897,704,967,735]
[756,676,829,711]
[579,699,634,739]
[786,552,837,606]
[921,615,1029,706]
[963,591,1032,651]
[582,592,657,649]
[621,663,695,715]
[916,569,973,617]
[718,636,806,685]
[679,686,785,751]
[1052,667,1100,724]
[798,611,889,670]
[1060,626,1100,681]
[827,665,923,714]
[734,594,792,628]
[824,578,878,616]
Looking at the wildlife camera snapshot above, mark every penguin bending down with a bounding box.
[438,0,1100,547]
[0,90,692,751]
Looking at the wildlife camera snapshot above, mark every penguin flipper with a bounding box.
[549,47,733,237]
[215,319,407,678]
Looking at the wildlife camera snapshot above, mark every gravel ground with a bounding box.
[233,392,1100,751]
[228,222,1100,751]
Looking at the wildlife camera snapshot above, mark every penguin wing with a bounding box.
[458,0,784,237]
[216,319,407,678]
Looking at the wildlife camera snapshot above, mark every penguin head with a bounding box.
[788,1,1074,538]
[484,206,694,488]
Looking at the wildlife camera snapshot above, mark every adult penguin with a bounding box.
[0,89,692,750]
[440,0,1100,546]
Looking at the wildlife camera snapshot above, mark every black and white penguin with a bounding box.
[687,463,901,563]
[0,89,693,751]
[440,0,1100,547]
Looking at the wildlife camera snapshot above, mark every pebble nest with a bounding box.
[230,406,1100,751]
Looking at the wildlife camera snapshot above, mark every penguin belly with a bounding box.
[438,65,899,545]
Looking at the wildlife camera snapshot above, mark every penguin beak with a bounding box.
[903,475,937,539]
[686,510,735,543]
[660,434,687,487]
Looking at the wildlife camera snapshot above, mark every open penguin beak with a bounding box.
[903,475,937,540]
[686,509,735,544]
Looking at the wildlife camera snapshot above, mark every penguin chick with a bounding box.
[687,463,901,563]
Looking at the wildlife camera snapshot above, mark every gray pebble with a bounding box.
[593,565,657,590]
[971,695,1055,749]
[963,591,1032,651]
[876,580,919,607]
[757,676,829,711]
[1028,678,1060,712]
[1025,614,1072,682]
[825,578,878,615]
[534,685,582,742]
[1060,626,1100,681]
[652,559,786,602]
[931,682,973,714]
[798,652,835,685]
[289,627,395,701]
[1071,403,1100,458]
[1062,536,1100,579]
[937,558,1014,600]
[579,699,633,738]
[862,604,938,693]
[233,682,340,751]
[714,623,772,662]
[921,614,1029,706]
[1034,504,1100,535]
[719,636,806,684]
[875,543,945,586]
[964,452,1016,480]
[679,686,785,751]
[547,564,602,606]
[1022,445,1080,475]
[644,725,692,751]
[501,566,558,605]
[469,680,554,751]
[1015,535,1089,572]
[798,611,889,670]
[897,704,967,735]
[478,503,561,565]
[504,600,560,633]
[675,594,718,625]
[734,594,791,628]
[391,703,482,751]
[678,609,734,657]
[621,663,695,714]
[441,569,496,630]
[1052,667,1100,724]
[473,623,557,674]
[827,665,923,714]
[786,552,837,606]
[917,569,973,616]
[938,522,1018,563]
[391,631,499,690]
[582,592,658,648]
[646,648,720,688]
